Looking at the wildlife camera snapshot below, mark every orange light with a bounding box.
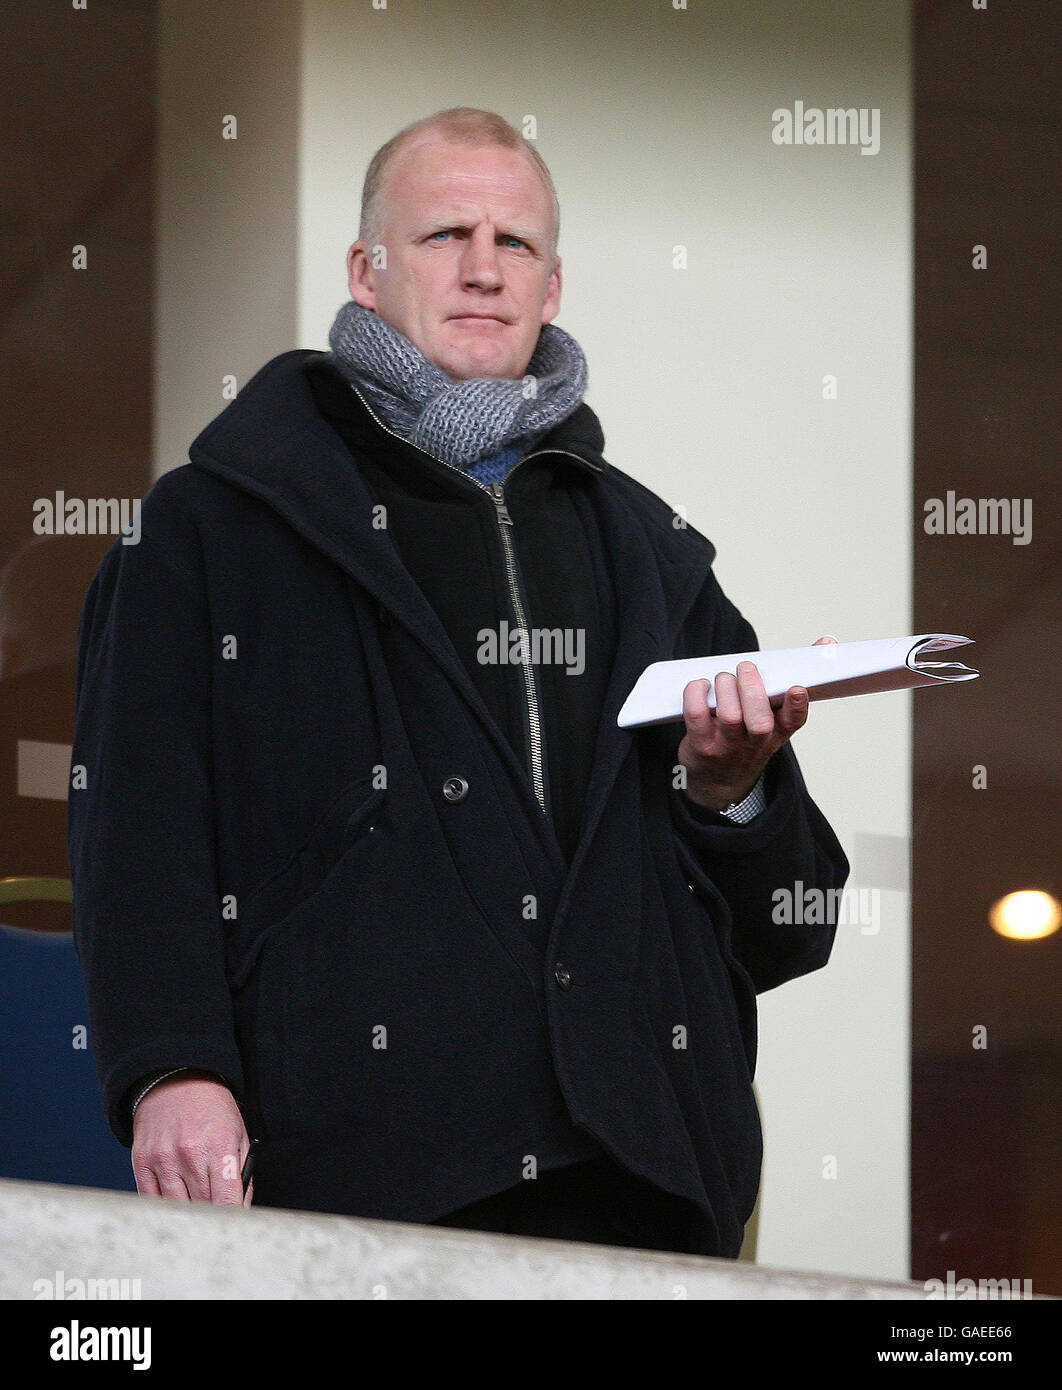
[989,890,1062,941]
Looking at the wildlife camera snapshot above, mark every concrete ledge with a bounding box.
[0,1178,933,1300]
[2,1177,936,1300]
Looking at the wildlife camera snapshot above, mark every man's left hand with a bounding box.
[676,636,838,812]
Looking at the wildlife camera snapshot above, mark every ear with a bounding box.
[539,255,562,326]
[347,241,377,310]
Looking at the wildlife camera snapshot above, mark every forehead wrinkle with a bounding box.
[399,162,552,221]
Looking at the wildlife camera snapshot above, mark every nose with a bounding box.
[459,224,504,293]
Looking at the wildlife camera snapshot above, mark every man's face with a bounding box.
[347,133,562,381]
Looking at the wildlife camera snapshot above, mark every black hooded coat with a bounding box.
[68,349,849,1258]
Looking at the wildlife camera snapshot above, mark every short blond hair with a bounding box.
[359,107,560,264]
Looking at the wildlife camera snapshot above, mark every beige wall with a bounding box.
[154,0,301,479]
[158,0,912,1282]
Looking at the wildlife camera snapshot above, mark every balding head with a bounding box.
[359,108,560,269]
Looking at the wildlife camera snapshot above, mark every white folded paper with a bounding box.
[617,634,979,728]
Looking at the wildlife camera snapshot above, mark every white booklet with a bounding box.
[617,634,979,729]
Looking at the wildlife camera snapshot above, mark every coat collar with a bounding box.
[189,348,716,863]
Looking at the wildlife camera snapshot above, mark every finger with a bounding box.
[776,686,810,739]
[154,1167,194,1201]
[734,661,774,738]
[165,1144,212,1201]
[681,678,721,759]
[681,678,714,733]
[712,671,746,740]
[133,1160,161,1198]
[202,1150,240,1206]
[813,635,838,645]
[208,1144,247,1207]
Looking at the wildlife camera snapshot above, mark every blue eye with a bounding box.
[430,229,451,242]
[503,236,526,250]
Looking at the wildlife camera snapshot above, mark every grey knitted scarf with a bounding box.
[326,299,588,469]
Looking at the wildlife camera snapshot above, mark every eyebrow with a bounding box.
[415,219,542,244]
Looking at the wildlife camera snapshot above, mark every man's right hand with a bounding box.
[131,1071,253,1206]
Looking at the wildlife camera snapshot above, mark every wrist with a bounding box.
[682,775,760,813]
[130,1068,227,1121]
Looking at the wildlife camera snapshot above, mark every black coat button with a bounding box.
[554,963,572,991]
[442,775,469,803]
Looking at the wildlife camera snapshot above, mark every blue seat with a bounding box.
[0,921,136,1191]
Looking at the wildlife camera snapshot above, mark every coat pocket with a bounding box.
[225,774,386,991]
[673,837,758,1071]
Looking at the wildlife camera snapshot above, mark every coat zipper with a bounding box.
[486,481,547,815]
[346,381,599,820]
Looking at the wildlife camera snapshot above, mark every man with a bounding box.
[69,108,848,1259]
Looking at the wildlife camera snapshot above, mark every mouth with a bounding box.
[449,314,509,324]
